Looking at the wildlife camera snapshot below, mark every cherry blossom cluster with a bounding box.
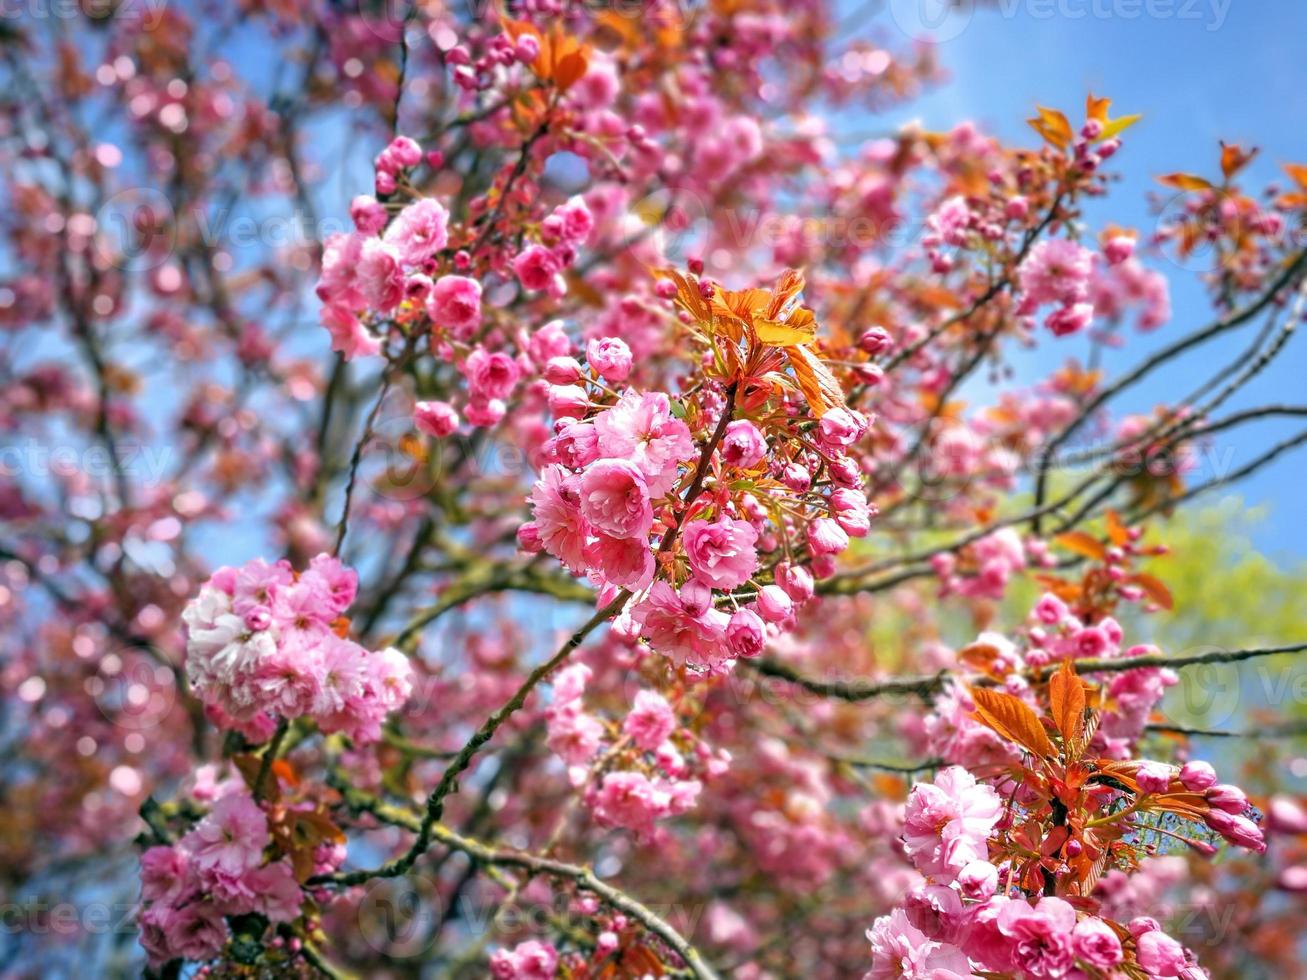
[870,588,1269,978]
[545,663,729,838]
[8,0,1307,976]
[182,554,412,743]
[137,791,303,968]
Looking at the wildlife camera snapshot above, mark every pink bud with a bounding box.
[543,356,584,385]
[517,522,543,553]
[776,563,814,603]
[1135,762,1174,795]
[350,194,387,234]
[726,608,766,659]
[755,585,793,623]
[1104,235,1135,265]
[1206,784,1248,814]
[807,517,849,557]
[1178,760,1217,792]
[514,34,540,63]
[548,384,590,419]
[414,400,459,438]
[858,326,892,355]
[586,337,633,382]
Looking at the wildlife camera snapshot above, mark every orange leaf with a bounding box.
[1283,162,1307,191]
[1105,510,1129,547]
[1085,93,1111,124]
[1128,572,1174,610]
[1028,106,1073,150]
[553,47,589,91]
[1158,172,1215,193]
[1054,531,1107,562]
[958,641,1009,679]
[785,344,846,418]
[1219,141,1258,181]
[969,687,1058,760]
[1049,660,1087,752]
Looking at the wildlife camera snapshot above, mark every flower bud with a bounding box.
[1178,760,1217,792]
[755,585,793,623]
[414,400,460,438]
[543,356,584,385]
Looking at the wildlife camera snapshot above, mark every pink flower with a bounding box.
[721,420,767,468]
[513,244,563,292]
[584,532,654,589]
[182,793,269,876]
[529,465,589,571]
[579,459,653,539]
[317,231,367,307]
[415,400,459,437]
[548,384,590,419]
[591,770,672,836]
[726,608,766,659]
[321,304,380,359]
[383,197,449,265]
[139,846,194,905]
[903,882,965,942]
[593,391,695,496]
[957,860,998,900]
[490,939,559,980]
[465,397,506,428]
[1033,592,1069,625]
[1135,929,1188,977]
[831,487,874,537]
[463,349,519,400]
[139,902,226,966]
[902,766,1001,881]
[528,319,572,364]
[682,516,759,589]
[631,581,730,668]
[357,238,404,312]
[1018,238,1093,308]
[245,860,303,922]
[1045,301,1095,337]
[1072,916,1123,969]
[624,690,676,750]
[865,908,974,980]
[550,420,600,469]
[997,897,1076,978]
[547,703,604,766]
[427,275,481,334]
[586,336,632,381]
[555,195,595,242]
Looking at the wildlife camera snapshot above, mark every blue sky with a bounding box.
[861,0,1307,558]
